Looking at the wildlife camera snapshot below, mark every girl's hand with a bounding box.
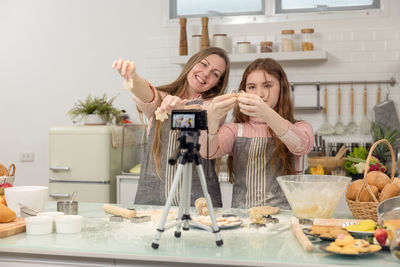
[159,95,188,115]
[237,93,271,121]
[207,93,237,132]
[112,58,136,81]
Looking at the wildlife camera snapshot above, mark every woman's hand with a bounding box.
[237,93,271,121]
[112,58,136,81]
[207,93,237,133]
[159,95,188,115]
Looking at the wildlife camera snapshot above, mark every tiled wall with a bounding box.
[143,27,400,137]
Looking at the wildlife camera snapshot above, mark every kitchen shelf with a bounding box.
[170,50,327,65]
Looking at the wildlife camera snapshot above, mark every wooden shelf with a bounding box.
[170,50,327,65]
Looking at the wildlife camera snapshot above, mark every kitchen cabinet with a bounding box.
[116,174,139,205]
[171,50,327,65]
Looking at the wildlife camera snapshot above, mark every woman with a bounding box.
[112,47,232,207]
[199,58,313,209]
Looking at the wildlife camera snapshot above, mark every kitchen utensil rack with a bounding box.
[290,78,396,111]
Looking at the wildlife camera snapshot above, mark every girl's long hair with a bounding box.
[152,47,230,177]
[227,58,297,183]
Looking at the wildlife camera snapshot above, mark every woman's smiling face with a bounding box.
[187,54,226,95]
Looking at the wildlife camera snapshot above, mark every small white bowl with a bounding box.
[25,216,53,235]
[37,212,64,231]
[55,215,83,234]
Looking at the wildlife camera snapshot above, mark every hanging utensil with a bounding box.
[374,82,400,132]
[334,85,345,135]
[346,85,358,134]
[377,82,381,105]
[360,82,372,135]
[317,86,335,135]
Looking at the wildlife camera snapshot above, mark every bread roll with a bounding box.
[346,179,364,201]
[359,185,379,202]
[366,171,390,191]
[393,177,400,190]
[379,183,400,202]
[0,203,16,223]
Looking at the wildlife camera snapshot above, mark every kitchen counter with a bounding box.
[0,202,398,267]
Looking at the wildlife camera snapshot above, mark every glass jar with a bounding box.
[236,42,251,54]
[213,34,228,52]
[301,28,314,51]
[390,230,400,261]
[260,41,273,53]
[191,35,202,54]
[281,29,295,52]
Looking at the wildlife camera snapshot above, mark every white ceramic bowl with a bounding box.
[25,215,53,235]
[55,215,83,234]
[4,186,48,217]
[37,212,64,231]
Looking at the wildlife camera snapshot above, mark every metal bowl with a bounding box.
[57,201,78,215]
[378,196,400,225]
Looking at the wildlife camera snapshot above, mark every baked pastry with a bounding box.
[0,164,8,176]
[0,203,16,223]
[335,234,354,246]
[366,171,390,191]
[346,179,363,201]
[379,183,400,202]
[359,185,379,202]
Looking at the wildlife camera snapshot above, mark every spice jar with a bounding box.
[191,35,202,54]
[281,29,295,52]
[236,42,251,54]
[213,34,228,52]
[301,28,314,51]
[260,41,273,53]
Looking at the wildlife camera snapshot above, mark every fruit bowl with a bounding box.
[277,175,351,219]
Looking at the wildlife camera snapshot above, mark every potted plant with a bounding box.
[67,94,122,125]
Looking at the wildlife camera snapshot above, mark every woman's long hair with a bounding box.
[227,58,297,183]
[152,47,230,177]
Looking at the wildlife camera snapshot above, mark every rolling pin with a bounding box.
[102,204,136,219]
[290,217,314,252]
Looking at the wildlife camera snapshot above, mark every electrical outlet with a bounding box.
[19,152,35,162]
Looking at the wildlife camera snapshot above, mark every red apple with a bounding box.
[374,228,388,246]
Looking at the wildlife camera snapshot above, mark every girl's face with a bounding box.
[245,69,280,109]
[187,54,226,95]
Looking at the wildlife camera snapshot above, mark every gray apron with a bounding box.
[231,124,290,209]
[134,115,222,207]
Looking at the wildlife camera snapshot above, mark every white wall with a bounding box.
[1,0,399,187]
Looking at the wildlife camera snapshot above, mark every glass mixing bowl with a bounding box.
[277,175,351,219]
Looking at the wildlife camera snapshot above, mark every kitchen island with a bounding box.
[0,202,397,267]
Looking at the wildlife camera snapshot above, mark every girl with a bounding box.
[200,58,313,209]
[112,47,235,207]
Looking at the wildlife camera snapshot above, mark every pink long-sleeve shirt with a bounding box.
[199,117,314,172]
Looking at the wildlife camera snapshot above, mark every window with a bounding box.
[276,0,380,13]
[170,0,265,19]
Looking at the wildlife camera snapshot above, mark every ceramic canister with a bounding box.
[236,42,251,54]
[213,34,228,52]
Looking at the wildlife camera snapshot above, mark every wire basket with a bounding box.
[346,139,395,222]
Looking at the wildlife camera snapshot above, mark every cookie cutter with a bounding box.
[109,215,123,222]
[130,216,151,223]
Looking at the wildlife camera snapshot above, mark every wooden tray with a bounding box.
[0,218,26,238]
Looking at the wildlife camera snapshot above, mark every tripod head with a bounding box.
[168,131,201,165]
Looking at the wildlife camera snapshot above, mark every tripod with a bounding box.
[151,131,223,249]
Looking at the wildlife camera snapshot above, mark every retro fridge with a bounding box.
[49,125,135,203]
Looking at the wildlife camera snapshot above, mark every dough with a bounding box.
[155,107,168,122]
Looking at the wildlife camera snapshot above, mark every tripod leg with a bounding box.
[195,164,223,246]
[175,164,189,237]
[152,163,185,249]
[182,163,193,230]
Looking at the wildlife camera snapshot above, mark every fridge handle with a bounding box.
[49,193,70,198]
[49,166,70,172]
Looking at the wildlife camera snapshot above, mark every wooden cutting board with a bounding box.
[0,218,26,238]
